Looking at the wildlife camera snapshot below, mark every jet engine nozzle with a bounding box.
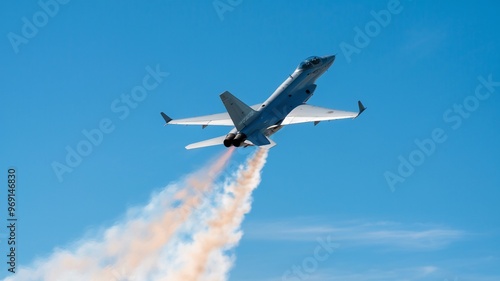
[232,133,247,147]
[223,133,236,147]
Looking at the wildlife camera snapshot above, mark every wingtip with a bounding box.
[356,101,366,117]
[160,112,172,124]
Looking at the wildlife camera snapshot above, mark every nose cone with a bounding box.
[323,55,335,66]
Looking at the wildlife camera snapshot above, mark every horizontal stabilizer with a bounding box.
[246,135,276,149]
[247,132,270,146]
[185,135,226,150]
[185,134,275,149]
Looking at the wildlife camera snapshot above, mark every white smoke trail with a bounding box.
[163,148,268,281]
[6,147,268,281]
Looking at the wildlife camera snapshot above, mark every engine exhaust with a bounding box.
[223,133,236,147]
[232,133,247,147]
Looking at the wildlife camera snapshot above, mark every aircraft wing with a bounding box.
[162,112,233,126]
[281,101,366,125]
[161,104,261,127]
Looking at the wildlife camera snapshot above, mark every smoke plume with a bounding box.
[6,148,268,281]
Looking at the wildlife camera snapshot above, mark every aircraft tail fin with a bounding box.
[220,91,256,131]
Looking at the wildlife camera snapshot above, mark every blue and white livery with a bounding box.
[161,55,366,149]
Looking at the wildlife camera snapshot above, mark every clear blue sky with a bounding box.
[1,0,499,280]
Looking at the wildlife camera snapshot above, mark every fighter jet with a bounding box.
[161,55,366,149]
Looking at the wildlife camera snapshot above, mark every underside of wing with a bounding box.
[161,104,261,127]
[167,112,234,126]
[281,101,365,125]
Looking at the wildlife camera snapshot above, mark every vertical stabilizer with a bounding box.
[220,91,256,131]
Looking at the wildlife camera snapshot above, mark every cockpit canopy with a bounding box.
[298,56,322,70]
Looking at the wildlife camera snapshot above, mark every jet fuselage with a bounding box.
[239,55,336,139]
[160,54,365,150]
